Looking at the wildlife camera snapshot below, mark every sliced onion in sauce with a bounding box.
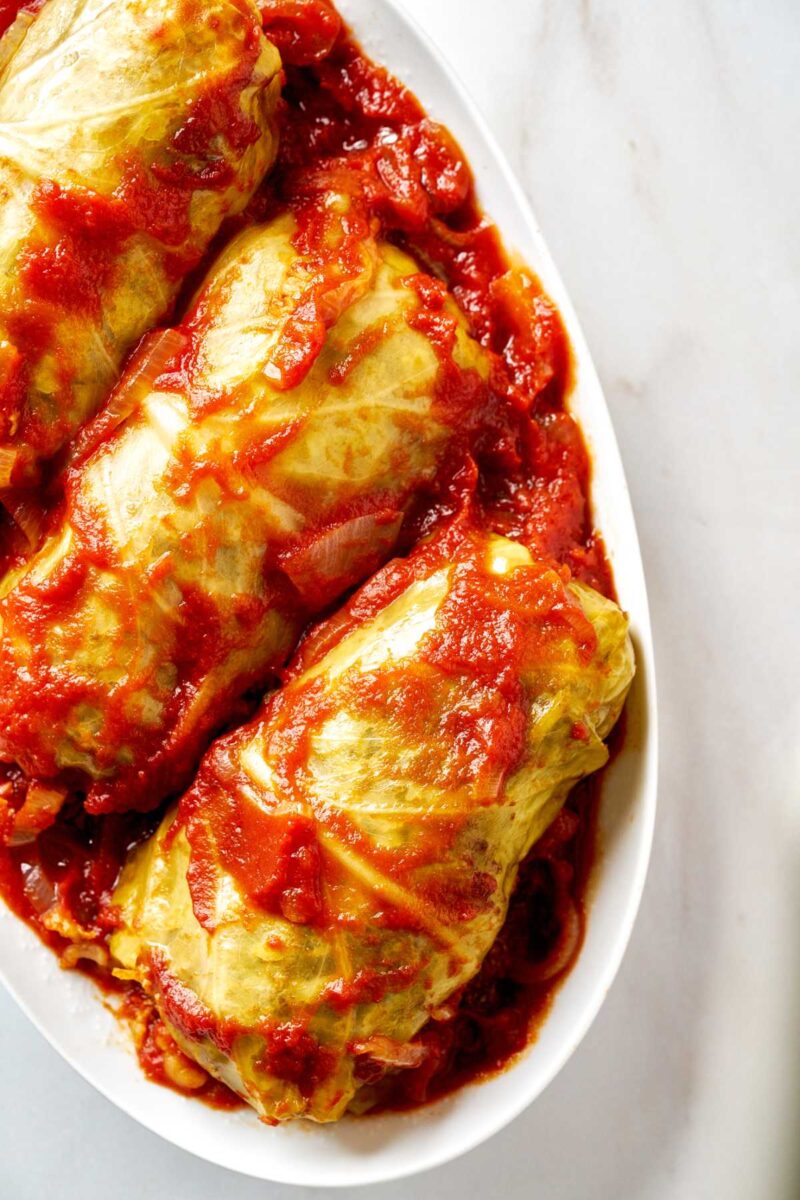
[66,328,188,469]
[60,941,109,970]
[9,780,70,845]
[21,864,57,916]
[0,445,20,490]
[0,488,46,548]
[510,897,581,985]
[280,509,404,608]
[351,1036,430,1070]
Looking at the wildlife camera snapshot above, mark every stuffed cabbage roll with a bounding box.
[0,0,282,488]
[0,206,489,826]
[110,527,635,1123]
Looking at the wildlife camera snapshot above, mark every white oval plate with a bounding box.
[0,0,658,1186]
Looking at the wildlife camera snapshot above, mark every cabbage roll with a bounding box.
[0,208,489,823]
[0,0,282,488]
[111,528,635,1123]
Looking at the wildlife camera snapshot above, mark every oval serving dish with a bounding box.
[0,0,658,1185]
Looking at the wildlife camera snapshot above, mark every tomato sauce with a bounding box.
[0,0,621,1115]
[0,0,41,37]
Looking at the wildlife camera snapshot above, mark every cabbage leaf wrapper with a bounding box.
[0,206,489,828]
[111,528,635,1123]
[0,0,282,488]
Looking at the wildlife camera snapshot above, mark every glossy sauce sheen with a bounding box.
[0,0,617,1114]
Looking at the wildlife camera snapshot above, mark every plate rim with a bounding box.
[0,0,658,1185]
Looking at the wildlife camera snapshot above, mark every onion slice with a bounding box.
[67,328,188,469]
[510,896,582,985]
[0,488,46,548]
[21,864,57,916]
[280,509,404,609]
[351,1036,429,1071]
[6,780,70,846]
[0,445,20,490]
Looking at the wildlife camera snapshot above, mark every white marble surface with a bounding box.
[2,1,799,1196]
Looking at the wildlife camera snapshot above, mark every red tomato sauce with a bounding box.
[0,0,620,1115]
[0,0,42,37]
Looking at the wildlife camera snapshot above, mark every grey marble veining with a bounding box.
[1,2,798,1197]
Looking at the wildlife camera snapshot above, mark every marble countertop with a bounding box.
[2,2,798,1197]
